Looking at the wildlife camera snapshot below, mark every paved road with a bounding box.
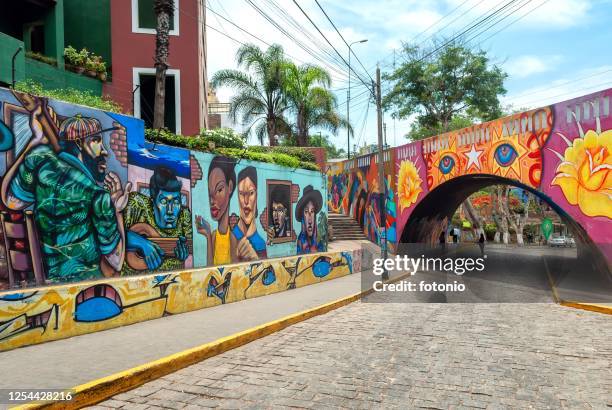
[98,300,612,409]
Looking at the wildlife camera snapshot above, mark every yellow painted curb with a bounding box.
[13,271,412,410]
[560,301,612,315]
[543,259,611,315]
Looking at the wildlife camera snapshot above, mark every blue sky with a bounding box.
[205,0,612,149]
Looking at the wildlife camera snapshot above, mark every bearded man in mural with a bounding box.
[270,185,290,238]
[296,185,324,254]
[123,166,191,274]
[0,106,131,282]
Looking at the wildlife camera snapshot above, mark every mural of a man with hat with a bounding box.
[1,104,131,282]
[295,185,324,254]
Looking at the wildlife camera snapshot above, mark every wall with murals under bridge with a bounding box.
[327,87,611,264]
[0,87,360,351]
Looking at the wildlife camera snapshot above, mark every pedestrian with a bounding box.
[439,230,446,253]
[478,233,485,257]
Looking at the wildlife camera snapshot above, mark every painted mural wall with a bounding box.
[0,87,328,291]
[0,248,361,351]
[328,88,611,261]
[327,151,397,253]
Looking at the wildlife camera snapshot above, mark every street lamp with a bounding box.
[347,39,368,160]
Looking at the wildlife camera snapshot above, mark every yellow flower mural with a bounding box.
[397,160,423,211]
[551,128,612,218]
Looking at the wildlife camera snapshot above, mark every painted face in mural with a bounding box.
[272,201,287,233]
[303,201,316,238]
[208,167,233,221]
[238,176,257,226]
[149,167,183,229]
[154,189,182,228]
[79,134,109,183]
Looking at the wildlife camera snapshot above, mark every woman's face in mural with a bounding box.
[208,167,232,221]
[81,135,109,183]
[303,201,316,237]
[238,176,257,226]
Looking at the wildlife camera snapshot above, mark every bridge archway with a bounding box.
[399,174,610,281]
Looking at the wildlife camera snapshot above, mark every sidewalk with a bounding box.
[0,241,378,392]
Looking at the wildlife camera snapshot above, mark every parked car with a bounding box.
[549,236,566,247]
[549,236,575,247]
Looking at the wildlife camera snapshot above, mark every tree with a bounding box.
[307,133,346,159]
[153,0,174,130]
[406,114,474,141]
[383,40,507,135]
[211,44,289,146]
[283,63,351,146]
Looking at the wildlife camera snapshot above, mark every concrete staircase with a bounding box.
[328,212,368,241]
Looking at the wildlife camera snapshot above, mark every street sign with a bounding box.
[541,217,553,240]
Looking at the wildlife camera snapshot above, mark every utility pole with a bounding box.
[375,66,388,279]
[346,90,350,159]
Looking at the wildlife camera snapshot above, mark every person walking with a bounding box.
[478,233,486,257]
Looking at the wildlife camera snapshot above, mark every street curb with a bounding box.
[14,271,411,409]
[559,301,612,315]
[543,259,611,315]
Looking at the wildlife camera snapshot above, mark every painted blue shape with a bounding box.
[312,258,332,278]
[0,291,37,301]
[74,297,122,322]
[262,268,276,285]
[341,252,353,274]
[153,274,169,285]
[0,120,15,152]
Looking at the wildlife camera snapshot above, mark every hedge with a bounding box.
[145,128,320,171]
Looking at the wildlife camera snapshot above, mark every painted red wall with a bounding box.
[104,0,201,136]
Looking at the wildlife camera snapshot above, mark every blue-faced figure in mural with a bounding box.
[296,185,324,254]
[231,166,267,262]
[195,156,237,266]
[0,103,131,282]
[123,166,192,274]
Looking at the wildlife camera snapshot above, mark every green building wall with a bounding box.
[63,0,111,67]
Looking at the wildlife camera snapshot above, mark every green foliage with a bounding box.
[63,46,87,66]
[25,51,57,66]
[406,114,475,141]
[14,79,122,113]
[200,128,246,149]
[383,40,506,133]
[305,133,346,158]
[145,128,319,171]
[484,223,497,241]
[248,145,316,163]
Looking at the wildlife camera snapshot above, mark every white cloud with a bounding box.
[504,55,562,79]
[501,65,612,109]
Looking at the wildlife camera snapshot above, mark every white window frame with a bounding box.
[133,67,182,134]
[131,0,180,36]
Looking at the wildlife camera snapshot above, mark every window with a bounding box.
[133,68,181,134]
[132,0,180,35]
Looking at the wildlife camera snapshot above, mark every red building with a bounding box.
[104,0,209,135]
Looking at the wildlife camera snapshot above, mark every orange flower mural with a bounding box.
[397,160,423,211]
[550,125,612,218]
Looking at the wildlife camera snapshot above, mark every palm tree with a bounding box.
[153,0,174,130]
[284,63,351,146]
[211,44,289,146]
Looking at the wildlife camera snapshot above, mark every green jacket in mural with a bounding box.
[122,192,192,276]
[10,145,120,282]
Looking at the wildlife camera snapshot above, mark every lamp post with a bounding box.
[347,39,368,160]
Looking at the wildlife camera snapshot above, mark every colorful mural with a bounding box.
[327,152,398,253]
[0,87,328,290]
[191,152,327,268]
[0,249,359,351]
[328,88,612,261]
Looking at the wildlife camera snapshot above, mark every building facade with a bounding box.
[0,0,209,136]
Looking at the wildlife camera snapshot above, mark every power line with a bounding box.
[291,0,374,95]
[312,0,374,83]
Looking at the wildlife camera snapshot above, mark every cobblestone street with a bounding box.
[97,301,612,409]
